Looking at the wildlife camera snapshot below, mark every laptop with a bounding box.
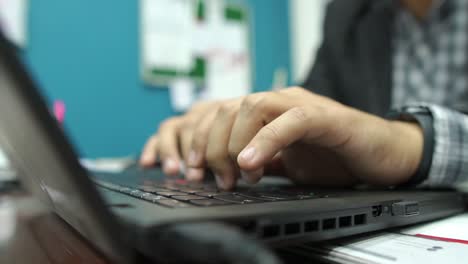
[0,33,465,263]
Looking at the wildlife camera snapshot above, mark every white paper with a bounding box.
[287,213,468,264]
[0,148,15,182]
[401,213,468,242]
[204,22,251,100]
[205,55,251,100]
[315,233,468,264]
[80,157,136,173]
[169,78,196,112]
[142,0,194,71]
[0,148,8,170]
[0,0,28,47]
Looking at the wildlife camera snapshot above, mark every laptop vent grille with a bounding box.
[261,213,367,239]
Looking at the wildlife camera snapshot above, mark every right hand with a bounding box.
[140,99,231,180]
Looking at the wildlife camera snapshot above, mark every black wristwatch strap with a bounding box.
[387,107,434,186]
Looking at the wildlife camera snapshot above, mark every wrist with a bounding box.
[388,120,424,185]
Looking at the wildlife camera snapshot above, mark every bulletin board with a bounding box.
[140,0,252,87]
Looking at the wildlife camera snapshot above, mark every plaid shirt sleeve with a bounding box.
[400,103,468,187]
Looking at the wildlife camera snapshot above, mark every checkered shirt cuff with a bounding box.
[397,103,468,187]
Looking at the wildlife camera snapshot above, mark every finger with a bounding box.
[228,93,286,164]
[179,129,204,181]
[240,167,264,184]
[185,111,218,182]
[158,118,183,176]
[179,129,193,162]
[187,110,217,168]
[140,135,159,167]
[205,102,241,190]
[238,106,333,171]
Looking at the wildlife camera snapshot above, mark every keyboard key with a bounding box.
[202,185,219,191]
[195,191,219,198]
[214,194,264,204]
[156,199,193,208]
[235,192,277,201]
[171,195,205,201]
[238,190,317,200]
[118,187,133,194]
[186,183,205,189]
[177,188,201,194]
[129,189,145,198]
[138,185,168,193]
[156,191,187,197]
[190,199,233,207]
[141,193,168,203]
[153,183,180,191]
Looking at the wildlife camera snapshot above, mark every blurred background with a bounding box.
[0,0,329,158]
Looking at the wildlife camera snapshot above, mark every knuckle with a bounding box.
[158,117,179,130]
[241,93,267,114]
[216,103,237,118]
[190,101,208,111]
[192,128,209,150]
[179,118,196,130]
[290,106,310,122]
[147,134,159,145]
[241,95,258,110]
[260,124,282,144]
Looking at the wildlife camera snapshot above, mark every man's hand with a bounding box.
[140,100,228,180]
[141,87,424,190]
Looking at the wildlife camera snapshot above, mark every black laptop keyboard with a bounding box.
[94,178,322,209]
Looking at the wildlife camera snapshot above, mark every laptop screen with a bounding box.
[0,33,130,263]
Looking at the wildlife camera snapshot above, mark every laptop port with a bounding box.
[304,220,319,232]
[339,216,352,228]
[354,214,366,225]
[372,205,383,217]
[284,223,301,235]
[262,225,280,238]
[322,218,336,230]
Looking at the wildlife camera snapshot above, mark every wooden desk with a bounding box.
[0,193,109,264]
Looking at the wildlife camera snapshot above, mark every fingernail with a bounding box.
[187,168,203,181]
[163,159,178,173]
[215,174,226,189]
[239,147,256,161]
[188,151,199,166]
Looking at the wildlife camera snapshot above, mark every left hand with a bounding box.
[187,87,424,190]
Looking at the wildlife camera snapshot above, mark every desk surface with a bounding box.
[0,193,109,264]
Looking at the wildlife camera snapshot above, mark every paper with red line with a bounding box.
[400,214,468,244]
[286,213,468,264]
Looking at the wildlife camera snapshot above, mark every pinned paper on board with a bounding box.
[141,0,194,72]
[169,78,196,112]
[0,0,28,47]
[141,0,252,111]
[202,2,252,101]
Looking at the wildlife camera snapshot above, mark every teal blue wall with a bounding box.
[25,0,291,158]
